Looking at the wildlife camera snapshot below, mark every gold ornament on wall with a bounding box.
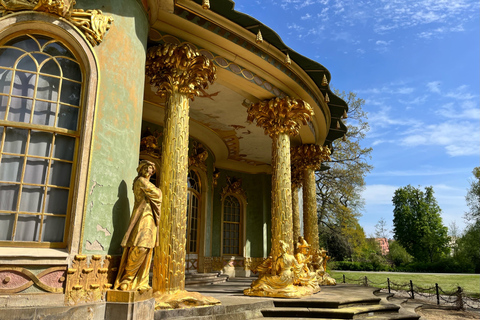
[0,0,113,47]
[188,141,208,171]
[65,255,119,305]
[220,176,246,199]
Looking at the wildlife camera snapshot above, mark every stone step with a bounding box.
[273,297,382,309]
[261,304,401,319]
[186,276,229,287]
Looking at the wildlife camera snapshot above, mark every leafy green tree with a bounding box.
[392,185,450,263]
[387,240,413,267]
[456,222,480,273]
[465,167,480,223]
[316,91,373,260]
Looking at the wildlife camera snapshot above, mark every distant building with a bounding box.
[375,238,390,255]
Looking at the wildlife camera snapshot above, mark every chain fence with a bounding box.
[340,274,480,311]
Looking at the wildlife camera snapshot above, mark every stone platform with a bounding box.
[155,277,421,320]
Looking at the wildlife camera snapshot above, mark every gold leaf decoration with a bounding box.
[146,43,216,100]
[247,96,314,138]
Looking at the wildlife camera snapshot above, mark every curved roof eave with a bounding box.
[192,0,348,146]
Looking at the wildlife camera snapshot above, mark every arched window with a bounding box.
[0,34,83,247]
[222,195,242,255]
[186,169,201,253]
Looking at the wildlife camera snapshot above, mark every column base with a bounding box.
[154,290,221,310]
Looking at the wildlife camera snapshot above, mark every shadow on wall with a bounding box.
[109,180,130,254]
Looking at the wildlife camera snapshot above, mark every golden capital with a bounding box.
[246,97,314,138]
[146,43,216,100]
[291,144,331,171]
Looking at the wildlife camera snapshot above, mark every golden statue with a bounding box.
[244,240,319,298]
[114,160,162,292]
[311,248,336,286]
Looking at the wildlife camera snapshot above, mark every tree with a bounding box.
[465,166,480,223]
[392,185,450,263]
[387,240,413,267]
[375,217,390,239]
[316,91,373,260]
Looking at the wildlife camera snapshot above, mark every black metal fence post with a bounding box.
[364,276,368,287]
[343,274,345,284]
[435,283,439,305]
[387,278,391,293]
[410,280,414,299]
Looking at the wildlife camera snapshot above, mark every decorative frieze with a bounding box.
[0,266,66,294]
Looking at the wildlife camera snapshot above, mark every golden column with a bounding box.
[244,97,316,298]
[145,43,219,308]
[291,164,303,249]
[291,145,331,252]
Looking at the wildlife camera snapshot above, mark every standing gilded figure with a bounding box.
[114,160,162,292]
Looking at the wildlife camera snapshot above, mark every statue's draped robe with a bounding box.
[114,176,162,291]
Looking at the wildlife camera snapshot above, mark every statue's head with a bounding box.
[137,160,156,177]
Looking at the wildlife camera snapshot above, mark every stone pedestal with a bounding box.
[105,289,155,320]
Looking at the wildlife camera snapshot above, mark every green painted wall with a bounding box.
[79,0,149,254]
[212,170,272,258]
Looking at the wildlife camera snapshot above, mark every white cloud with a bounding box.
[427,81,441,93]
[400,120,480,156]
[362,184,398,206]
[301,13,312,20]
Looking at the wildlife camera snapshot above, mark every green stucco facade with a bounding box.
[80,0,149,254]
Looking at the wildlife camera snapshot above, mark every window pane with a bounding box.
[0,68,12,94]
[53,135,75,160]
[12,71,36,98]
[57,104,78,130]
[14,214,40,241]
[45,187,68,215]
[0,213,14,240]
[4,127,28,154]
[42,216,65,242]
[0,155,24,182]
[57,58,81,81]
[29,131,52,157]
[19,186,44,213]
[6,35,40,52]
[0,184,19,211]
[17,55,36,72]
[32,53,49,66]
[40,58,60,76]
[24,157,48,184]
[0,48,24,67]
[0,95,7,119]
[49,160,71,187]
[32,100,56,126]
[60,79,80,106]
[7,97,32,123]
[36,75,59,101]
[43,41,75,59]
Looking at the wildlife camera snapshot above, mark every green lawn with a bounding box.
[330,271,480,297]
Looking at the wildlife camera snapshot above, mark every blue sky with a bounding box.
[232,0,480,237]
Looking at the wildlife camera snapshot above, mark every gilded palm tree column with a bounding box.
[291,145,331,252]
[291,165,303,249]
[246,97,313,294]
[145,43,219,308]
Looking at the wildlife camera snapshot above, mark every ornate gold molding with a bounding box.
[291,144,331,171]
[146,43,216,100]
[65,255,119,305]
[188,141,208,171]
[220,176,246,199]
[140,128,162,158]
[0,0,113,47]
[247,97,314,138]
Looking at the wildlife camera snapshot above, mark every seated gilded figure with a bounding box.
[310,248,336,286]
[114,160,162,292]
[244,240,319,298]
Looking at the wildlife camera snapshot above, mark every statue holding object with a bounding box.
[113,160,162,292]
